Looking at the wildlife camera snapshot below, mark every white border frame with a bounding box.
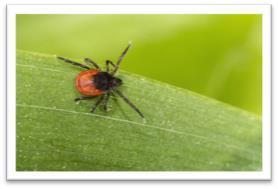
[7,4,271,180]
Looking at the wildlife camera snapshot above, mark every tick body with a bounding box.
[75,69,104,96]
[57,43,144,118]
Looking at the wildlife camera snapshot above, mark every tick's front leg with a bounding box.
[91,95,105,113]
[103,93,111,112]
[74,96,94,104]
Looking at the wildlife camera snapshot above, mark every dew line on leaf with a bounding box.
[17,103,183,134]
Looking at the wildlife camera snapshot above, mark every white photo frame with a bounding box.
[7,4,271,180]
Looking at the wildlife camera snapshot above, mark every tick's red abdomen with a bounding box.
[75,69,105,96]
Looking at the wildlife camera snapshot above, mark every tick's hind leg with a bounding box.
[84,58,101,70]
[91,95,105,113]
[57,56,90,70]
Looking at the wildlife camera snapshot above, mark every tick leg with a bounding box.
[113,89,144,118]
[74,96,94,103]
[105,60,116,73]
[91,95,105,113]
[57,56,90,70]
[111,42,132,75]
[84,58,100,70]
[103,93,111,112]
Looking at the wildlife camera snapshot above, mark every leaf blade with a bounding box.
[16,50,261,171]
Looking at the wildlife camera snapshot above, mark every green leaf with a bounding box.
[16,50,262,171]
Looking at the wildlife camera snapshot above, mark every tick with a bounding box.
[57,43,144,118]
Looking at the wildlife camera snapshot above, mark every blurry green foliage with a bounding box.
[16,14,262,114]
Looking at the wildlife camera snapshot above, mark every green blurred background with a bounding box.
[16,14,262,115]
